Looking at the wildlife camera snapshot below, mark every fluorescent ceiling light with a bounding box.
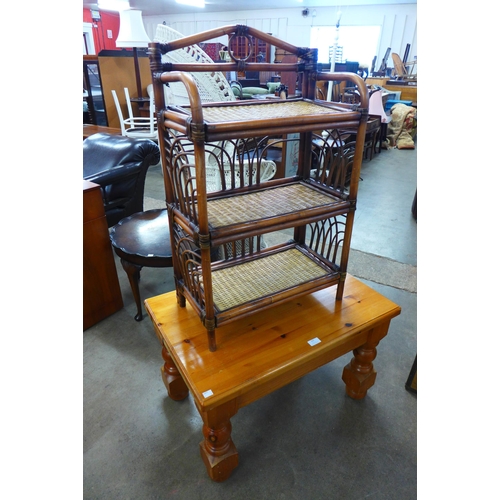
[98,0,130,11]
[175,0,205,7]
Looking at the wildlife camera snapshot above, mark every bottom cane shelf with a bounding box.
[180,243,342,329]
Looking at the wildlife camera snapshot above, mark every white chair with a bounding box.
[153,25,276,191]
[154,24,235,105]
[205,157,277,192]
[111,87,158,141]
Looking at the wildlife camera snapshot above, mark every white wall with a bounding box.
[143,3,417,71]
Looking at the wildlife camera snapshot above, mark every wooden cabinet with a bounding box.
[149,25,368,351]
[83,180,123,330]
[365,77,417,103]
[97,50,152,129]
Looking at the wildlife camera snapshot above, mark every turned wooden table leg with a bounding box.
[161,345,189,401]
[342,322,390,399]
[198,400,239,482]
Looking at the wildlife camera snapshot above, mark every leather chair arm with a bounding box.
[84,161,146,188]
[83,133,160,180]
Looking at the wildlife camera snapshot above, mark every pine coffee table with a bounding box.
[145,274,401,481]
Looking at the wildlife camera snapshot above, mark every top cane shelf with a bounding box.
[162,98,363,142]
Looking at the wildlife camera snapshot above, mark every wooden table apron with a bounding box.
[83,124,122,139]
[145,274,401,481]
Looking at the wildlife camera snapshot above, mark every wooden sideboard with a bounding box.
[365,77,417,104]
[83,180,123,330]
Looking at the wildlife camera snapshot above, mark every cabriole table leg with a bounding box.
[120,259,143,321]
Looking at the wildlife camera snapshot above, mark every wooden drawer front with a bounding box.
[83,180,104,223]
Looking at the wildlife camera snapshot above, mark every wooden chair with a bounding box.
[337,114,381,162]
[391,53,417,80]
[363,115,381,161]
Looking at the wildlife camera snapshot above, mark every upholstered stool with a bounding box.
[110,209,172,321]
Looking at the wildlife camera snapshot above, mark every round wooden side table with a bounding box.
[110,208,172,321]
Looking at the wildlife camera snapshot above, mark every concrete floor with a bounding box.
[83,142,417,499]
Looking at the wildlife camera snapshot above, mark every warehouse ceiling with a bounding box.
[83,0,416,17]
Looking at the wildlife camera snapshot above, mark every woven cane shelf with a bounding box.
[211,245,338,316]
[162,99,362,141]
[206,182,350,244]
[148,24,369,351]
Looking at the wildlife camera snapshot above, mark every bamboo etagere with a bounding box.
[148,25,369,351]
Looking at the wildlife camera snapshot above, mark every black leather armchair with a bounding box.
[83,133,160,227]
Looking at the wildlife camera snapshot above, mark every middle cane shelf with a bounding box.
[149,26,368,351]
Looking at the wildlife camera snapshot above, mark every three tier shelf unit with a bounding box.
[148,25,368,351]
